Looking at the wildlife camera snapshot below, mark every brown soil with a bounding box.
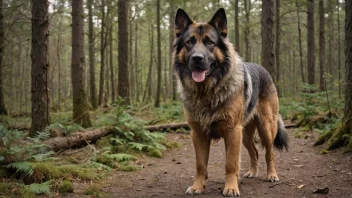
[66,129,352,197]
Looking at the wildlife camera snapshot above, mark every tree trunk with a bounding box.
[169,1,176,101]
[275,0,281,97]
[296,0,305,83]
[30,0,50,136]
[110,20,115,103]
[134,19,139,101]
[337,0,341,98]
[316,1,352,153]
[307,0,315,85]
[98,0,106,106]
[234,0,240,54]
[71,0,92,128]
[88,0,97,109]
[117,0,130,105]
[319,0,325,91]
[244,0,251,61]
[261,0,276,82]
[129,8,134,103]
[155,0,161,107]
[0,0,7,115]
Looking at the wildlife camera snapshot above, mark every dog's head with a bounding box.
[173,8,231,84]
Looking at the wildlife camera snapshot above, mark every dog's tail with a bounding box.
[273,114,289,151]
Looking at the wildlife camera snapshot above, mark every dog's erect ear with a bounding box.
[209,8,227,37]
[175,9,193,37]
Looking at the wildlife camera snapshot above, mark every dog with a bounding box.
[173,8,288,197]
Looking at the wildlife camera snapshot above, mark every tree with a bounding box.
[316,0,352,153]
[234,0,240,54]
[0,0,7,115]
[307,0,315,85]
[71,0,92,127]
[296,0,305,83]
[98,0,106,106]
[30,0,50,135]
[319,0,325,91]
[169,1,176,101]
[117,0,130,105]
[155,0,161,107]
[261,0,276,82]
[88,0,97,109]
[244,0,251,61]
[275,0,281,97]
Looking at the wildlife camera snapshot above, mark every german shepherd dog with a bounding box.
[173,8,288,196]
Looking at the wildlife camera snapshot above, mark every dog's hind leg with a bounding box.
[256,102,279,182]
[243,118,259,178]
[185,129,211,195]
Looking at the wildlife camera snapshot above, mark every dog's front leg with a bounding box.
[186,129,211,195]
[223,124,243,197]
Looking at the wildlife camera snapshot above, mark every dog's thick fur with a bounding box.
[173,8,288,197]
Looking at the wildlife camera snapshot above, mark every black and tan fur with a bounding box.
[173,8,288,197]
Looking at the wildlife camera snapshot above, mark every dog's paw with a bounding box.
[185,185,205,195]
[267,174,279,182]
[243,170,257,178]
[222,187,240,197]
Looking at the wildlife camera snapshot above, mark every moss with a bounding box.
[314,130,334,146]
[148,149,163,158]
[58,180,73,193]
[161,140,182,149]
[84,184,101,197]
[95,136,111,149]
[344,137,352,153]
[0,182,35,198]
[119,164,139,172]
[31,162,61,181]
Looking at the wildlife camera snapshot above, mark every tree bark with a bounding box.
[296,0,305,83]
[110,18,115,103]
[319,0,325,91]
[117,0,130,105]
[275,0,281,97]
[337,0,341,98]
[71,0,92,128]
[244,0,251,61]
[30,0,50,136]
[0,0,7,115]
[261,0,276,82]
[169,1,176,101]
[98,0,106,106]
[155,0,161,107]
[307,0,315,85]
[88,0,97,109]
[234,0,240,54]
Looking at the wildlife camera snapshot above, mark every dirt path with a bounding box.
[73,129,352,197]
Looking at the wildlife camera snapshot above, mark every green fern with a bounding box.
[24,180,52,194]
[128,142,145,151]
[5,161,33,176]
[104,153,136,162]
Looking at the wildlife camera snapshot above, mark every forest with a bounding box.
[0,0,351,197]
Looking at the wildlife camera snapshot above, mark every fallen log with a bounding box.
[44,126,117,151]
[146,122,189,131]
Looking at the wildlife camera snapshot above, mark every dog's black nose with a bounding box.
[192,53,204,63]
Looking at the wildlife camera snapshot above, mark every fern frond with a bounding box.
[5,161,33,176]
[128,142,145,151]
[24,180,52,194]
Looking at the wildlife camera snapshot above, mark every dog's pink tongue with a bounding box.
[192,70,206,82]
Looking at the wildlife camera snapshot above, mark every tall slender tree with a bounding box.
[117,0,130,105]
[155,0,161,107]
[234,0,240,54]
[275,0,281,97]
[98,0,106,105]
[30,0,50,135]
[319,0,325,91]
[296,0,305,83]
[0,0,7,115]
[244,0,251,61]
[169,1,176,101]
[337,0,341,98]
[261,0,276,82]
[88,0,97,109]
[307,0,315,85]
[71,0,92,127]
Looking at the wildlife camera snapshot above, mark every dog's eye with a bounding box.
[207,41,214,46]
[186,40,193,46]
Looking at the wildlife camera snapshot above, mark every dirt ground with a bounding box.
[68,128,352,198]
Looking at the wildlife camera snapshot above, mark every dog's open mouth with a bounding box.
[191,64,214,83]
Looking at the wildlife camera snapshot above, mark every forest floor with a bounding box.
[61,126,352,198]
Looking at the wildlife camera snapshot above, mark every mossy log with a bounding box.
[44,127,117,151]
